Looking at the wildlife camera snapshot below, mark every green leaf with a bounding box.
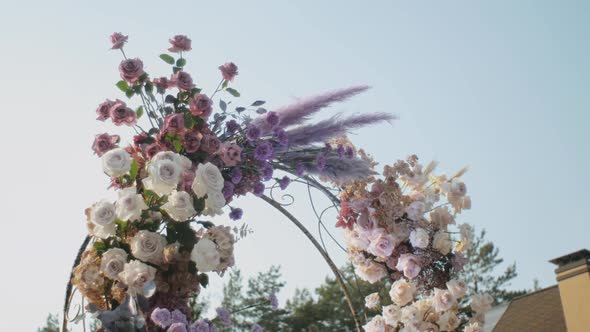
[136,106,144,119]
[93,241,107,254]
[173,139,183,153]
[184,113,195,129]
[159,54,175,65]
[222,80,229,89]
[172,66,182,73]
[116,80,129,92]
[193,196,206,213]
[115,219,129,233]
[219,100,227,112]
[145,81,154,93]
[125,90,135,98]
[251,100,266,107]
[176,58,187,67]
[226,87,240,97]
[129,159,139,180]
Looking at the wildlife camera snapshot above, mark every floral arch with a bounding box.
[64,33,491,332]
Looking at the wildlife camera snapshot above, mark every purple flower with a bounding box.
[254,141,274,161]
[200,135,221,154]
[215,307,232,326]
[273,128,289,146]
[150,308,172,329]
[218,62,238,81]
[189,320,210,332]
[268,293,279,310]
[171,71,195,91]
[96,99,115,121]
[164,114,185,133]
[119,58,144,84]
[169,35,192,53]
[229,207,243,221]
[92,133,120,156]
[253,182,265,197]
[295,163,306,177]
[171,309,188,325]
[109,99,137,126]
[231,168,243,184]
[279,176,290,190]
[110,32,128,50]
[251,324,263,332]
[337,144,345,159]
[190,94,213,119]
[154,77,171,94]
[168,322,188,332]
[261,163,274,181]
[222,181,235,200]
[316,154,327,171]
[265,111,279,127]
[345,146,354,158]
[226,119,240,133]
[246,125,261,141]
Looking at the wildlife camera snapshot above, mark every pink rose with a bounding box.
[168,35,192,53]
[144,143,162,160]
[189,94,212,118]
[180,170,196,192]
[183,131,202,153]
[395,254,422,279]
[219,143,242,167]
[200,134,220,154]
[218,62,238,81]
[164,114,185,133]
[367,229,396,258]
[153,77,171,94]
[96,99,115,121]
[170,71,195,91]
[119,58,145,84]
[92,133,120,156]
[110,32,128,50]
[109,99,137,126]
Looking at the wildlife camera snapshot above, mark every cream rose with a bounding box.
[116,187,148,222]
[409,228,429,249]
[162,190,196,221]
[389,279,416,306]
[446,279,467,299]
[455,223,473,252]
[437,311,460,331]
[464,322,483,332]
[118,260,156,295]
[365,292,381,309]
[192,162,224,198]
[470,293,493,314]
[382,304,401,326]
[432,288,456,313]
[101,147,132,177]
[130,230,167,264]
[100,248,128,279]
[355,261,388,284]
[143,158,182,196]
[433,231,452,255]
[190,238,220,272]
[203,190,226,216]
[362,315,386,332]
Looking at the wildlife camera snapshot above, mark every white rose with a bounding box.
[130,230,167,264]
[203,190,226,216]
[152,151,192,170]
[437,311,460,331]
[355,261,388,284]
[101,148,132,177]
[455,224,473,252]
[389,279,416,306]
[91,200,116,226]
[362,315,386,332]
[162,190,196,221]
[464,322,483,332]
[100,248,128,279]
[432,288,456,312]
[365,292,381,309]
[143,159,182,196]
[400,305,420,325]
[190,238,220,272]
[446,279,467,299]
[470,293,493,314]
[192,162,224,198]
[116,188,148,222]
[382,304,401,326]
[409,228,429,249]
[405,201,425,221]
[118,260,156,295]
[432,231,452,255]
[90,223,116,239]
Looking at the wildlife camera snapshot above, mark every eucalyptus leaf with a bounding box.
[176,58,186,67]
[136,106,144,119]
[159,54,175,65]
[116,80,129,93]
[219,100,227,112]
[226,87,240,97]
[255,107,267,114]
[251,100,266,107]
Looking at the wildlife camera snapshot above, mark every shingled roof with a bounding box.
[492,285,567,332]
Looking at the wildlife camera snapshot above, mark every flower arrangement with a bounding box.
[71,32,394,331]
[337,155,492,331]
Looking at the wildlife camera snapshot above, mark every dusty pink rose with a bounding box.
[96,99,115,121]
[144,143,162,160]
[183,131,202,153]
[110,32,128,50]
[200,134,221,154]
[396,253,422,279]
[92,133,120,156]
[170,71,195,91]
[109,99,137,126]
[189,94,212,118]
[168,35,192,53]
[153,77,171,94]
[367,229,396,258]
[164,114,185,133]
[219,143,242,167]
[119,58,145,84]
[218,62,238,81]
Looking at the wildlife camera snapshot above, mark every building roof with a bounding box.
[492,285,567,332]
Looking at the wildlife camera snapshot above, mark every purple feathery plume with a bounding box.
[281,113,395,149]
[252,85,370,133]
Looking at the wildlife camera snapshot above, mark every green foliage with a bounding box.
[226,87,240,97]
[159,54,175,65]
[37,314,61,332]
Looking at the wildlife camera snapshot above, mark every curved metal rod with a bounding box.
[62,235,91,332]
[260,194,362,332]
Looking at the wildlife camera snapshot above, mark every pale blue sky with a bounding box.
[0,1,588,331]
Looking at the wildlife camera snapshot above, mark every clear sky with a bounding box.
[0,1,588,331]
